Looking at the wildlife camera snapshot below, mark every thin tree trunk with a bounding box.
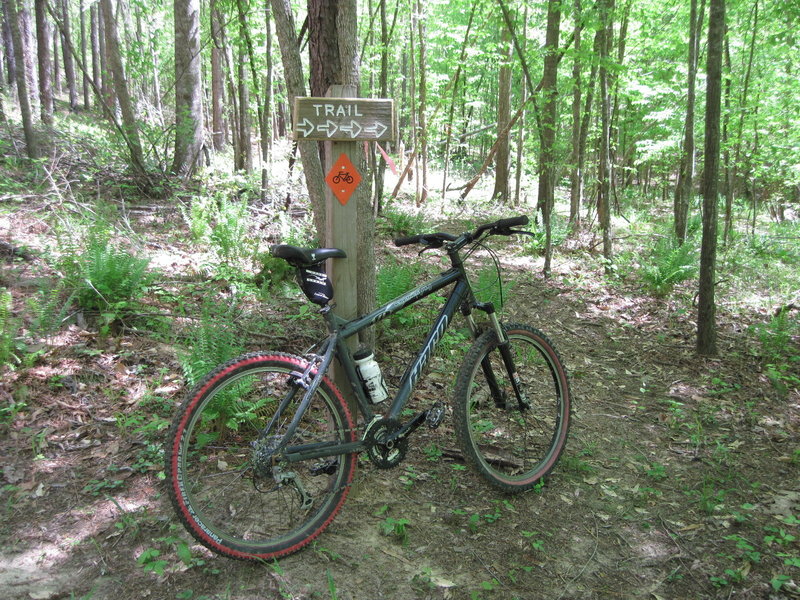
[731,0,758,207]
[261,2,273,200]
[722,34,734,244]
[415,0,427,206]
[59,0,77,110]
[271,0,326,241]
[236,44,251,172]
[492,25,512,203]
[34,0,53,125]
[513,6,528,207]
[441,0,476,201]
[79,0,88,108]
[674,0,705,243]
[597,0,614,271]
[568,0,583,226]
[539,0,560,277]
[90,3,98,106]
[697,0,725,356]
[1,0,16,89]
[7,0,37,158]
[210,0,224,150]
[171,0,204,176]
[100,0,145,173]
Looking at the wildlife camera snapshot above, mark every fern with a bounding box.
[28,281,76,335]
[640,237,698,296]
[0,288,19,367]
[179,301,245,387]
[72,241,151,311]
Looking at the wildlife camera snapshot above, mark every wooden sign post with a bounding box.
[293,85,396,356]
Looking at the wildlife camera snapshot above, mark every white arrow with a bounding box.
[363,122,388,139]
[316,120,339,137]
[296,118,315,137]
[338,120,363,139]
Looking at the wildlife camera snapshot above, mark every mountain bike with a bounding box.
[165,215,571,561]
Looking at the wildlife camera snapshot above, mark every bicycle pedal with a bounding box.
[425,402,445,429]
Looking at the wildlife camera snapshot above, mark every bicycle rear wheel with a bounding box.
[453,324,570,492]
[165,352,356,560]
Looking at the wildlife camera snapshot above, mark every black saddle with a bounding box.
[270,245,347,268]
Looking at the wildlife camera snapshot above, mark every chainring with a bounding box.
[363,417,407,469]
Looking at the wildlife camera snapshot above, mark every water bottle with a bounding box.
[353,349,389,403]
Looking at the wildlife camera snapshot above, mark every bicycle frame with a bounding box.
[276,261,504,464]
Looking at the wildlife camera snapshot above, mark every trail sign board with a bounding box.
[293,98,396,142]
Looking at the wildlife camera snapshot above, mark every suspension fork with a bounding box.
[463,302,506,408]
[470,302,530,410]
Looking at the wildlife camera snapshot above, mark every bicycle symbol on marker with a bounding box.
[332,171,354,185]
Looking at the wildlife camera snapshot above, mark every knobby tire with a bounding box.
[165,352,356,560]
[453,324,571,491]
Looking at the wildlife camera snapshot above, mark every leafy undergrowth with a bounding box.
[1,149,799,599]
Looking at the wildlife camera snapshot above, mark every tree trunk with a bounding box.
[722,35,733,244]
[415,0,428,206]
[674,0,704,244]
[539,0,560,277]
[271,0,326,240]
[79,0,88,108]
[235,44,251,172]
[597,0,614,270]
[513,6,528,207]
[6,0,38,158]
[1,0,16,89]
[492,25,511,203]
[568,0,583,226]
[59,0,77,110]
[100,0,144,173]
[90,3,99,106]
[34,0,53,125]
[697,0,725,356]
[261,3,273,200]
[441,0,475,200]
[209,0,225,151]
[171,0,204,176]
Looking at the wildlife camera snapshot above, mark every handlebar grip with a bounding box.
[496,215,529,229]
[394,232,459,247]
[394,234,426,247]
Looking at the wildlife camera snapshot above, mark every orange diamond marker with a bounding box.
[326,154,362,206]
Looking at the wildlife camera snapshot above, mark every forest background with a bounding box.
[1,0,799,599]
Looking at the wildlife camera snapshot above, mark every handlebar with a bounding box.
[394,215,529,249]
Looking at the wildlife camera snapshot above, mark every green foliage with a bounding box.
[751,311,800,395]
[182,194,257,276]
[378,204,427,238]
[639,236,698,296]
[254,252,294,290]
[72,240,151,311]
[27,281,75,336]
[0,288,20,368]
[53,208,152,317]
[376,258,430,330]
[522,216,569,257]
[379,516,411,546]
[472,266,513,309]
[179,299,245,388]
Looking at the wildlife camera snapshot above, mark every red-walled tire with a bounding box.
[165,352,356,560]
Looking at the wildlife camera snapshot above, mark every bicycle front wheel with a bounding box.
[453,323,571,492]
[165,352,357,560]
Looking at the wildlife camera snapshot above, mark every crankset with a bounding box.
[363,417,407,469]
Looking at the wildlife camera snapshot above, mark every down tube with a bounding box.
[387,278,471,419]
